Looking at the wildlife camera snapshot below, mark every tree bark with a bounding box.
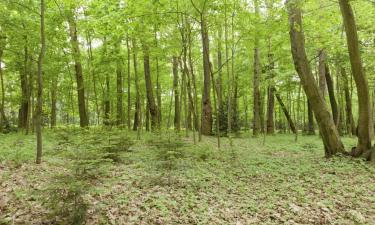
[267,86,275,134]
[325,64,339,126]
[318,50,327,99]
[36,0,45,164]
[68,12,88,127]
[272,87,296,134]
[126,36,131,130]
[142,45,159,131]
[50,80,57,128]
[116,43,124,126]
[307,100,315,135]
[339,0,373,159]
[173,56,180,131]
[253,0,262,136]
[341,67,356,135]
[132,39,141,132]
[0,42,8,130]
[287,0,344,157]
[200,15,212,135]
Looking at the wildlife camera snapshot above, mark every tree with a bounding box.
[67,10,89,127]
[36,0,45,164]
[339,0,373,160]
[287,0,344,157]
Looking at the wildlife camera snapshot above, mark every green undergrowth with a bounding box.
[0,129,374,224]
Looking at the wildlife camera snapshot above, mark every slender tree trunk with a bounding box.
[341,67,356,135]
[36,0,45,164]
[224,0,232,140]
[19,44,29,130]
[339,0,373,159]
[142,44,159,131]
[0,46,8,130]
[126,36,131,130]
[287,0,344,157]
[173,56,180,132]
[318,50,327,99]
[187,22,201,139]
[307,100,315,134]
[267,86,275,134]
[273,87,296,134]
[116,43,124,127]
[86,32,100,125]
[68,13,88,127]
[154,28,162,125]
[50,80,57,128]
[133,39,141,132]
[325,64,339,126]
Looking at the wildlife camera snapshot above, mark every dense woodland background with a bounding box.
[1,0,375,224]
[1,0,375,157]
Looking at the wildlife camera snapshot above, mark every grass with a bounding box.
[0,129,374,224]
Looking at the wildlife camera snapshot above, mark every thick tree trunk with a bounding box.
[339,0,373,159]
[143,45,159,131]
[253,0,262,136]
[68,13,88,127]
[200,16,212,135]
[36,0,45,164]
[287,0,344,157]
[173,56,180,131]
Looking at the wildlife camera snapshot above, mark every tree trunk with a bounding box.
[253,0,262,136]
[173,56,180,131]
[132,39,141,132]
[318,50,327,99]
[200,16,212,135]
[273,87,296,134]
[68,13,88,127]
[126,36,131,130]
[143,45,159,131]
[86,32,100,125]
[154,28,162,126]
[19,45,29,130]
[267,86,275,134]
[116,44,124,127]
[50,81,57,128]
[339,0,373,159]
[341,67,356,135]
[307,100,315,134]
[0,44,8,130]
[325,64,339,126]
[287,0,344,157]
[36,0,45,164]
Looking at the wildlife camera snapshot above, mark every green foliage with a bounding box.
[42,146,111,224]
[217,101,240,136]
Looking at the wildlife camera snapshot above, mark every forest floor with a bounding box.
[0,128,375,225]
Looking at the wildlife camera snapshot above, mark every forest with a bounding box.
[0,0,375,224]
